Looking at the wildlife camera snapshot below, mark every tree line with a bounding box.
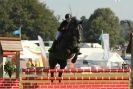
[0,0,59,40]
[0,0,132,48]
[81,8,133,48]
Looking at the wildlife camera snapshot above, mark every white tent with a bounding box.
[77,44,125,68]
[108,53,124,62]
[20,40,41,60]
[20,40,44,67]
[78,48,104,61]
[81,43,102,48]
[107,53,125,68]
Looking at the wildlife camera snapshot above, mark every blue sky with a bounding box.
[40,0,133,21]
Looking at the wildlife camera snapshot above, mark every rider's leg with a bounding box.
[48,32,62,52]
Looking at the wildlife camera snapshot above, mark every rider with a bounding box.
[48,13,72,52]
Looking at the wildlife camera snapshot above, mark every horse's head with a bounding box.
[69,17,83,28]
[67,16,83,37]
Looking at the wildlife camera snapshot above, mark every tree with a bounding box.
[79,16,87,42]
[120,20,133,43]
[4,61,16,78]
[83,8,121,47]
[0,0,59,40]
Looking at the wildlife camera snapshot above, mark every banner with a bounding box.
[38,35,48,66]
[102,34,110,60]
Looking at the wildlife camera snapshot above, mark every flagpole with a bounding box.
[20,27,21,38]
[38,35,48,66]
[101,30,103,48]
[19,25,22,39]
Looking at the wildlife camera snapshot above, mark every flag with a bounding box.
[38,35,48,66]
[13,29,20,35]
[102,34,110,60]
[13,26,22,37]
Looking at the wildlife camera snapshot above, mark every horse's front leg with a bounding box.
[68,53,77,68]
[49,58,57,83]
[50,67,57,83]
[58,60,67,83]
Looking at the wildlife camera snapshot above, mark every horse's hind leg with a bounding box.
[71,53,78,63]
[58,60,67,83]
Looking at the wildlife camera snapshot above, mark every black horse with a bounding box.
[49,17,83,82]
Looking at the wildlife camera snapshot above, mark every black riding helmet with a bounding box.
[65,14,71,19]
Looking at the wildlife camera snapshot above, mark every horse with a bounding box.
[49,17,83,82]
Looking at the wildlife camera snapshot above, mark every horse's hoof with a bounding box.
[59,80,61,83]
[71,59,76,63]
[51,80,54,83]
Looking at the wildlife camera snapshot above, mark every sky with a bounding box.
[40,0,133,21]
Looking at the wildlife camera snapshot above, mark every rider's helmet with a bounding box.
[65,14,71,19]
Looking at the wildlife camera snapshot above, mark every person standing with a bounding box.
[26,58,34,68]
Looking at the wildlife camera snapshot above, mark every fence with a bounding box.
[0,78,19,89]
[21,68,130,89]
